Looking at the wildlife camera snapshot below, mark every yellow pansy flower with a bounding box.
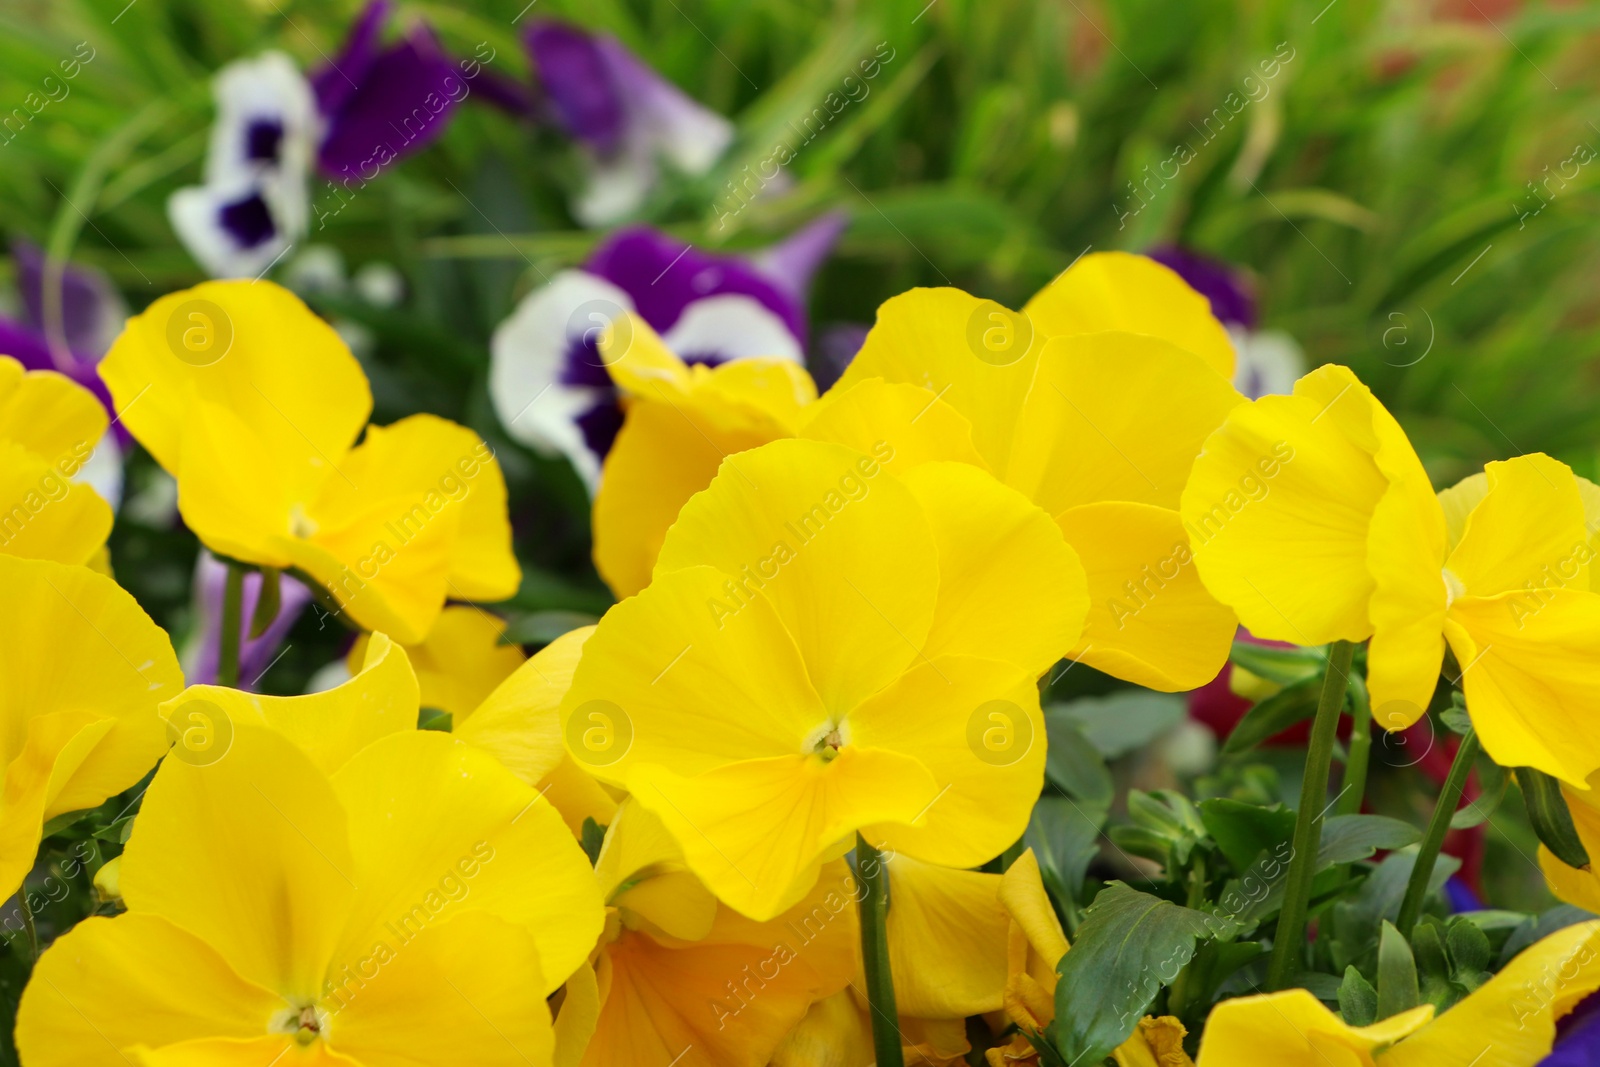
[593,314,816,597]
[453,624,619,836]
[98,280,519,643]
[17,724,604,1067]
[1195,919,1600,1066]
[820,253,1243,690]
[0,354,112,565]
[1182,363,1600,783]
[0,554,181,899]
[348,604,528,719]
[984,851,1190,1067]
[771,991,972,1066]
[565,436,1086,919]
[567,800,855,1067]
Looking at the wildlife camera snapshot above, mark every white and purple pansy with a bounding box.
[1149,245,1304,399]
[525,19,735,226]
[172,1,488,278]
[1,241,126,504]
[489,215,845,488]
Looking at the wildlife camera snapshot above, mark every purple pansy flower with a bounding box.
[183,551,312,690]
[1545,989,1600,1065]
[489,214,845,487]
[526,19,734,225]
[1,241,126,502]
[1148,245,1304,399]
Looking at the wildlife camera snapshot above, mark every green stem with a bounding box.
[1266,639,1355,991]
[1337,671,1372,817]
[218,563,245,688]
[855,834,903,1067]
[1396,727,1478,939]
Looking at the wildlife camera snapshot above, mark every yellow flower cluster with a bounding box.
[4,261,1600,1066]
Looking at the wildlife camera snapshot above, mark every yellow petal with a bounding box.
[0,357,107,468]
[540,755,622,838]
[162,631,416,776]
[1445,590,1600,786]
[1005,332,1243,514]
[456,625,589,787]
[592,390,790,599]
[554,960,601,1067]
[564,566,826,784]
[883,853,1009,1018]
[98,279,370,480]
[1437,472,1487,554]
[630,748,939,921]
[1182,365,1392,645]
[170,398,300,566]
[1381,920,1600,1066]
[1057,502,1236,691]
[799,379,990,475]
[1539,843,1600,913]
[1447,454,1591,600]
[1022,251,1235,379]
[355,606,525,720]
[1365,481,1448,729]
[698,357,818,431]
[329,730,604,995]
[899,461,1088,676]
[0,710,114,899]
[0,556,180,894]
[601,311,693,398]
[118,725,355,1000]
[0,440,113,565]
[654,438,940,714]
[328,911,555,1067]
[1000,849,1070,976]
[16,913,282,1067]
[1195,988,1432,1066]
[854,657,1043,870]
[1114,1016,1195,1067]
[770,990,874,1067]
[134,1036,353,1067]
[834,287,1043,473]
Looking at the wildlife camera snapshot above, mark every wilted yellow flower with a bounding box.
[17,725,603,1067]
[0,355,111,565]
[1183,363,1600,784]
[0,554,181,899]
[99,280,519,642]
[1195,920,1600,1066]
[565,436,1085,919]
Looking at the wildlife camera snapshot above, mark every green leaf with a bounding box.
[1316,815,1422,866]
[580,818,606,866]
[1221,679,1321,754]
[1043,717,1114,807]
[500,610,601,647]
[1026,795,1106,905]
[417,708,452,732]
[1053,883,1238,1065]
[1515,766,1590,869]
[1338,965,1378,1026]
[1045,691,1185,759]
[1376,921,1420,1020]
[1411,919,1449,978]
[1228,639,1326,686]
[1446,917,1493,976]
[1450,754,1508,829]
[1198,798,1295,872]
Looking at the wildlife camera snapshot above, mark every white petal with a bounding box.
[167,182,295,280]
[573,146,658,227]
[490,270,635,487]
[1230,326,1305,398]
[661,293,803,363]
[73,431,123,511]
[206,51,321,187]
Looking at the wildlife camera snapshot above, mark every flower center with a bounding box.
[1442,566,1467,608]
[270,1002,327,1046]
[289,504,318,539]
[804,720,850,762]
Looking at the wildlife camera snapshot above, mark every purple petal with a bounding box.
[187,553,312,690]
[471,66,537,116]
[12,239,125,359]
[525,20,624,153]
[1546,990,1600,1065]
[318,25,464,179]
[312,0,392,116]
[748,212,848,309]
[584,227,807,346]
[1147,246,1257,329]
